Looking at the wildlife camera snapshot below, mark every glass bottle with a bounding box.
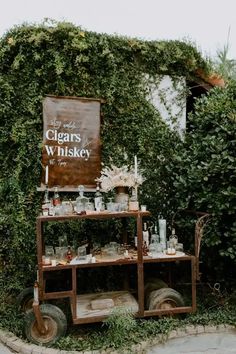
[48,199,55,216]
[76,185,89,212]
[142,241,149,256]
[66,246,73,262]
[158,215,167,249]
[150,223,159,244]
[53,186,61,206]
[143,222,149,247]
[94,182,103,211]
[169,228,178,247]
[42,186,50,216]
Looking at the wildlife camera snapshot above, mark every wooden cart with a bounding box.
[24,210,201,345]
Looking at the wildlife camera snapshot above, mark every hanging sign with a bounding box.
[41,95,101,190]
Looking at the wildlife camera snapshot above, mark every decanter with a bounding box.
[76,185,89,212]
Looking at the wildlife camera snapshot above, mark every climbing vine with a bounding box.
[1,20,234,294]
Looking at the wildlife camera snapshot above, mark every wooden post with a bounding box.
[32,302,47,334]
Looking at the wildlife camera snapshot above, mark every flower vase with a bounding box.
[114,186,129,211]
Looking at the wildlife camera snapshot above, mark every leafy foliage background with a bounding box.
[0,21,235,295]
[172,82,236,281]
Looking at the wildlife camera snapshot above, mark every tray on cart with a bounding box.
[76,290,138,318]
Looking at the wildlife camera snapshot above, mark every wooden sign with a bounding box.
[41,95,101,190]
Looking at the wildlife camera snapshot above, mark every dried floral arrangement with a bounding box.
[96,164,144,192]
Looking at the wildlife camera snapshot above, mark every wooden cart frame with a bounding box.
[30,210,209,337]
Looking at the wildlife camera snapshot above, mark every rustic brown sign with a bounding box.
[41,95,101,190]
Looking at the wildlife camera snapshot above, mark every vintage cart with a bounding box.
[23,210,208,345]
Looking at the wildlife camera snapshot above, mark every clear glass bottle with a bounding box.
[169,228,178,247]
[143,222,149,247]
[42,186,50,216]
[158,215,167,249]
[76,185,89,212]
[150,223,159,244]
[94,182,103,211]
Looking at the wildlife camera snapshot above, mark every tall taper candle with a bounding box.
[45,165,49,185]
[134,155,138,179]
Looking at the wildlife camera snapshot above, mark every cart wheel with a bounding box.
[24,304,67,346]
[16,287,34,312]
[145,278,168,308]
[148,288,185,311]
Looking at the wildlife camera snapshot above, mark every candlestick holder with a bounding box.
[134,178,139,201]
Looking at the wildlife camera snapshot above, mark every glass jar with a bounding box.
[44,246,54,265]
[85,199,95,211]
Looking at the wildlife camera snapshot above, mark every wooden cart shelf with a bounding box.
[38,210,151,222]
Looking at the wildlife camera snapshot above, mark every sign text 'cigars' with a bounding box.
[41,96,101,189]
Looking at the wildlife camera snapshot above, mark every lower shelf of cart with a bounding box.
[144,306,194,316]
[74,290,139,322]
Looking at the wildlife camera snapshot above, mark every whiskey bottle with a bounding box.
[53,186,61,206]
[66,246,73,262]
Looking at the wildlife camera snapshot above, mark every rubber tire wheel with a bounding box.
[148,288,185,311]
[16,287,34,312]
[24,304,67,346]
[145,278,168,309]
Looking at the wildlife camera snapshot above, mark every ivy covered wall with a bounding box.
[1,21,234,293]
